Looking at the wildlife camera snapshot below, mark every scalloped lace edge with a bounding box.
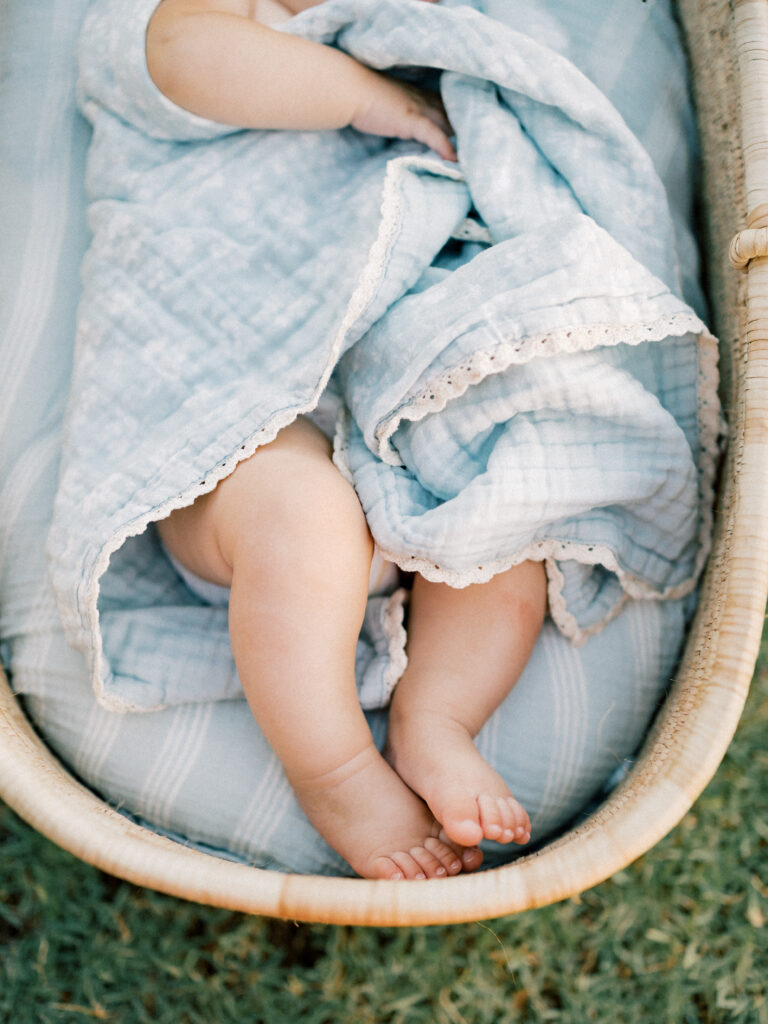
[374,311,708,464]
[379,587,409,705]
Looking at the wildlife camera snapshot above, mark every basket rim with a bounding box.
[2,0,768,925]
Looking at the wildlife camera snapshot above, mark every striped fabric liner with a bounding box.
[0,0,698,874]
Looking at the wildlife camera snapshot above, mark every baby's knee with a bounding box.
[266,467,373,563]
[220,441,373,571]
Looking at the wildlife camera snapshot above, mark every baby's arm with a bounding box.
[146,0,456,159]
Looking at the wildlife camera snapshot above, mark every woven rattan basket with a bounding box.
[1,0,767,926]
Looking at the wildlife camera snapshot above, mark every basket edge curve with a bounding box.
[1,0,767,925]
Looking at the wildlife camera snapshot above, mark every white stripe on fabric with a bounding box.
[0,432,60,564]
[157,703,213,826]
[74,700,123,783]
[628,601,647,724]
[0,0,76,442]
[139,703,212,827]
[230,755,292,858]
[555,634,588,821]
[536,627,588,833]
[1,438,63,700]
[536,630,569,830]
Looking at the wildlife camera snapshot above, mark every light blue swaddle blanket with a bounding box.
[47,0,719,716]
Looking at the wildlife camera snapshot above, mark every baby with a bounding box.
[148,0,547,880]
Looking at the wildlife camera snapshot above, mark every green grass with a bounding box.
[2,626,767,1024]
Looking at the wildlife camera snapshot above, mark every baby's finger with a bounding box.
[411,114,457,162]
[417,90,453,137]
[423,104,454,141]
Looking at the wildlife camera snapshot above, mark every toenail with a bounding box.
[451,860,462,871]
[415,873,426,880]
[391,871,404,880]
[436,867,446,876]
[487,824,502,836]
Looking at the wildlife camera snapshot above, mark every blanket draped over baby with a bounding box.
[47,0,720,714]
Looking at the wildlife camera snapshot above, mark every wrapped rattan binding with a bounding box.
[1,0,767,926]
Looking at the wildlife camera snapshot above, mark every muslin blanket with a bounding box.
[47,0,720,714]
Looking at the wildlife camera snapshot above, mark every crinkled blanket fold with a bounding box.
[47,0,720,712]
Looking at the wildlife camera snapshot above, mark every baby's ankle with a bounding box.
[287,740,381,795]
[389,690,470,743]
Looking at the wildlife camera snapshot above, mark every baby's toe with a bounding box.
[477,794,531,845]
[478,793,506,841]
[389,850,433,880]
[507,796,531,844]
[437,828,483,872]
[460,845,484,872]
[406,845,450,879]
[497,795,519,842]
[371,856,407,881]
[424,836,463,876]
[440,791,484,847]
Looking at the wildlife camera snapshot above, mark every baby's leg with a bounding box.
[386,562,547,848]
[157,417,480,879]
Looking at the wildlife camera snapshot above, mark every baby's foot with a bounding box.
[291,744,483,880]
[385,707,531,849]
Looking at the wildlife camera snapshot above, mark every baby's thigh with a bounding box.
[155,415,336,586]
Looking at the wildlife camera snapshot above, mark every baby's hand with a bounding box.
[278,0,454,160]
[350,72,457,162]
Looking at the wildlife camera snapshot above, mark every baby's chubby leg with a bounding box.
[386,562,547,849]
[157,417,480,879]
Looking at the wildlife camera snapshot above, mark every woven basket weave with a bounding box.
[1,0,766,926]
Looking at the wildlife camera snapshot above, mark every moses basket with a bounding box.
[1,0,767,926]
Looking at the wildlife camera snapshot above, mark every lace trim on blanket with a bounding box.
[381,587,409,703]
[350,532,695,649]
[373,312,709,464]
[332,321,723,648]
[86,155,458,711]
